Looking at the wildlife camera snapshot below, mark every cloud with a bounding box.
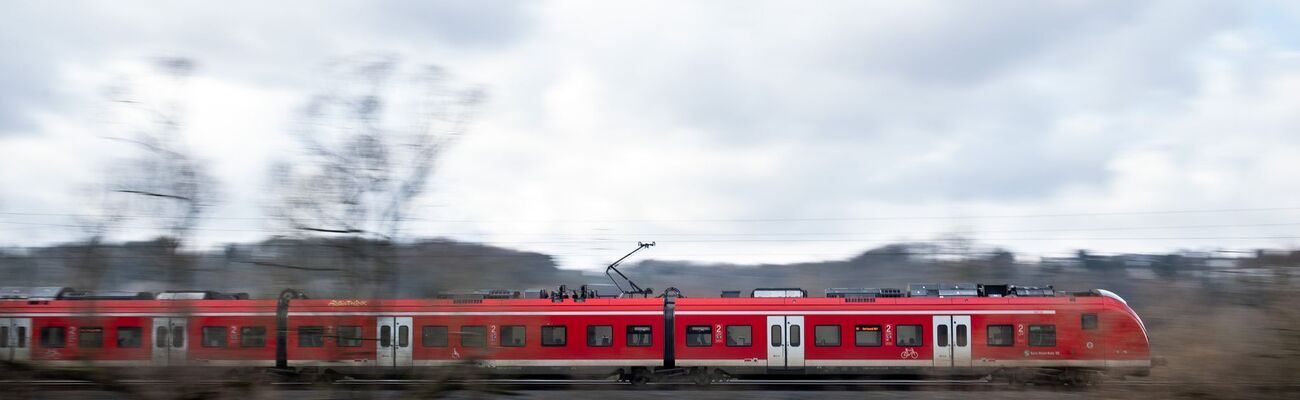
[1,0,1298,269]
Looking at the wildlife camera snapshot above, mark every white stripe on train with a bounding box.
[0,310,1054,317]
[23,359,1148,368]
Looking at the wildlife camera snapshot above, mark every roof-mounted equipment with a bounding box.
[907,283,940,297]
[604,242,656,298]
[938,283,979,297]
[1009,285,1055,297]
[157,291,250,300]
[751,288,808,298]
[436,289,523,300]
[0,287,75,300]
[825,288,904,298]
[59,290,155,300]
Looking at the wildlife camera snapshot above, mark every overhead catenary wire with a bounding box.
[1,205,1299,223]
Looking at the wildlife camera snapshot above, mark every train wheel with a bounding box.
[691,368,711,386]
[628,368,651,386]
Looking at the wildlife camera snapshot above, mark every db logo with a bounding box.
[900,348,918,359]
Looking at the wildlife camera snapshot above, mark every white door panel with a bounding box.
[766,316,783,368]
[0,318,26,361]
[953,316,972,367]
[152,318,187,366]
[766,315,805,370]
[932,316,952,367]
[786,316,804,368]
[377,317,414,367]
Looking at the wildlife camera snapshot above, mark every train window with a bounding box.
[241,327,266,348]
[171,326,184,348]
[1029,325,1056,347]
[116,327,142,348]
[0,326,6,348]
[201,326,228,348]
[462,326,487,347]
[627,326,652,347]
[587,325,613,347]
[771,325,782,346]
[815,325,840,347]
[937,324,949,347]
[422,326,448,347]
[338,326,362,347]
[40,327,66,348]
[541,326,566,346]
[1082,314,1098,330]
[789,325,801,347]
[686,326,712,347]
[956,324,967,347]
[855,325,882,347]
[380,325,392,347]
[78,327,104,348]
[17,326,26,348]
[155,327,168,348]
[896,325,923,347]
[298,326,325,347]
[727,325,752,347]
[987,325,1014,346]
[398,325,409,348]
[501,325,526,347]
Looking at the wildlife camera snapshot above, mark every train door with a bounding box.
[151,318,187,366]
[932,315,971,367]
[376,317,413,367]
[1,318,31,361]
[766,315,804,370]
[1078,310,1104,364]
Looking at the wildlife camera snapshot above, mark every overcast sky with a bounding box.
[2,0,1299,269]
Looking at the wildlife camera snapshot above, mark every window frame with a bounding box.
[587,325,613,347]
[337,326,363,347]
[78,327,104,348]
[854,325,882,347]
[422,325,449,347]
[626,325,652,347]
[155,326,169,349]
[500,325,526,347]
[240,326,266,348]
[461,325,487,348]
[200,326,228,348]
[1082,313,1099,330]
[115,326,143,348]
[956,324,968,347]
[814,325,841,347]
[540,325,567,347]
[895,324,923,347]
[297,326,325,348]
[685,325,712,347]
[986,324,1014,347]
[1028,324,1057,347]
[380,325,392,347]
[726,325,753,347]
[40,326,66,348]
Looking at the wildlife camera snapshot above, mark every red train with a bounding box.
[0,284,1150,385]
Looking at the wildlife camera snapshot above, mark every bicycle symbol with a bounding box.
[900,347,919,359]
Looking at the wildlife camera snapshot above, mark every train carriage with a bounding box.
[0,284,1151,385]
[670,289,1150,380]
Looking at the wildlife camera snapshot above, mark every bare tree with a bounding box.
[269,55,484,295]
[100,57,216,286]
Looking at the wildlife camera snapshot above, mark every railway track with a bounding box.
[2,378,1298,391]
